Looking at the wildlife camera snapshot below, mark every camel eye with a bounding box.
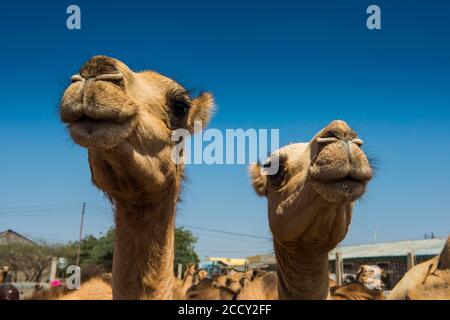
[265,155,287,189]
[324,130,338,139]
[170,99,190,118]
[167,89,191,119]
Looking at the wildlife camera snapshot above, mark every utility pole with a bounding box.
[76,202,86,266]
[335,251,343,286]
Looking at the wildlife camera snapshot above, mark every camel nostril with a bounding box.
[71,74,84,83]
[352,138,364,146]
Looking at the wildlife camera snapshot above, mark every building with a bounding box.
[328,238,446,289]
[0,229,36,246]
[0,229,39,283]
[247,237,447,290]
[199,257,249,275]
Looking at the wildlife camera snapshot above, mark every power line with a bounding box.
[0,203,82,209]
[85,203,113,213]
[192,231,271,245]
[0,213,80,218]
[0,202,272,242]
[181,225,272,241]
[81,204,272,241]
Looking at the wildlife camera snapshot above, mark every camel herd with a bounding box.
[57,55,450,300]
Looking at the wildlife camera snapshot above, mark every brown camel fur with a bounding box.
[186,270,259,300]
[250,120,372,299]
[330,265,385,300]
[60,55,214,299]
[238,270,278,300]
[331,282,384,300]
[195,269,208,284]
[180,263,197,296]
[387,235,450,300]
[186,278,236,300]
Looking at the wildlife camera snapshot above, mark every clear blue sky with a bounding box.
[1,1,449,259]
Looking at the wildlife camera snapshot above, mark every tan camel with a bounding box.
[331,282,384,300]
[180,264,197,296]
[195,269,208,284]
[238,270,278,300]
[387,235,450,300]
[60,55,214,299]
[249,120,372,299]
[186,270,256,300]
[186,278,236,300]
[330,264,386,300]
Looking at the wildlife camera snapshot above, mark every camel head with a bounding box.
[250,120,372,249]
[184,263,197,277]
[60,56,214,203]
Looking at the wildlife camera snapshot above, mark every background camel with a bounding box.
[387,235,450,300]
[330,265,385,300]
[60,56,214,299]
[237,270,278,300]
[179,263,197,297]
[185,277,236,300]
[250,120,373,299]
[331,282,384,300]
[185,269,259,300]
[195,269,208,284]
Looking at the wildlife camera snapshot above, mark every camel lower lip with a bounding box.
[311,178,366,202]
[68,116,135,149]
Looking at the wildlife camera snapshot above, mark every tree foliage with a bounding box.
[75,228,114,271]
[174,227,200,272]
[0,227,198,280]
[0,243,74,282]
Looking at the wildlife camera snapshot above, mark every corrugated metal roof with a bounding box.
[248,238,447,264]
[329,238,446,260]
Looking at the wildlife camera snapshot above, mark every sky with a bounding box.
[1,0,449,260]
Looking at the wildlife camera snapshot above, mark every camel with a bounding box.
[186,269,259,300]
[60,55,214,299]
[180,263,197,296]
[387,235,450,300]
[195,269,208,284]
[186,278,236,300]
[249,120,373,299]
[238,270,278,300]
[330,265,385,300]
[331,282,384,300]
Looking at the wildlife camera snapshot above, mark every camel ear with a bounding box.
[187,92,215,133]
[249,163,267,197]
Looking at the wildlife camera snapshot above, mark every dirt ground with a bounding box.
[58,277,112,300]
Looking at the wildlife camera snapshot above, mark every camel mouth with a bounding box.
[311,176,367,203]
[68,113,136,149]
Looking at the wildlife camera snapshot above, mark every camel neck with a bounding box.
[181,273,194,295]
[112,198,177,300]
[274,239,330,300]
[438,236,450,269]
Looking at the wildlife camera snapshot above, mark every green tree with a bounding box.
[0,243,76,282]
[174,227,200,272]
[71,227,198,274]
[83,228,114,271]
[69,229,114,272]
